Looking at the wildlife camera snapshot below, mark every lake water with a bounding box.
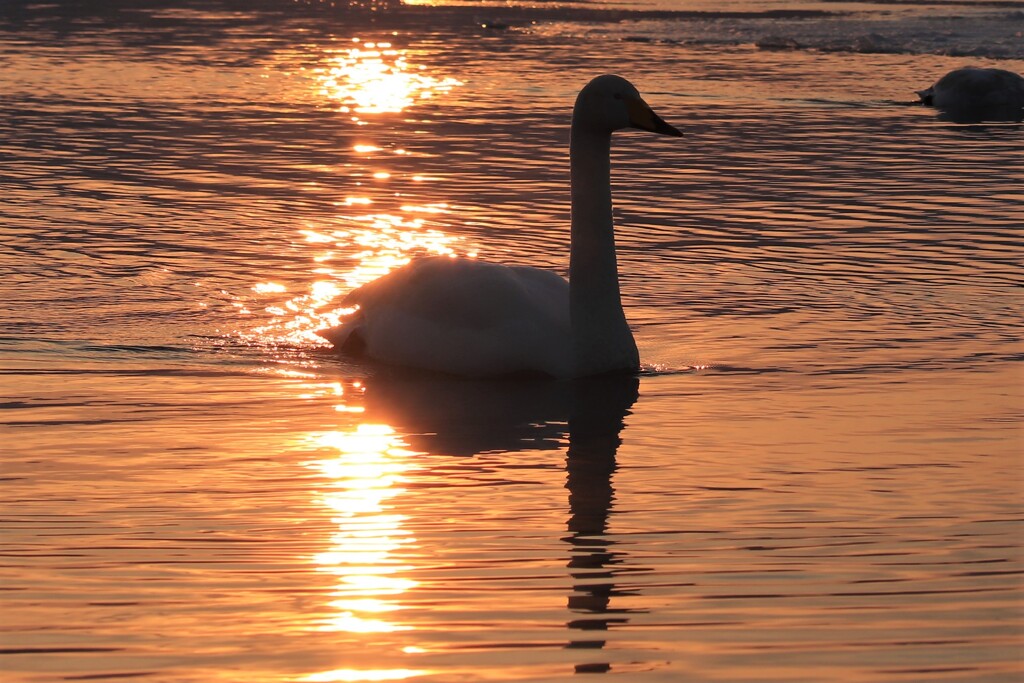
[1,0,1022,681]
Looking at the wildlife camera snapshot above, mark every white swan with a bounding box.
[917,66,1024,122]
[318,74,682,378]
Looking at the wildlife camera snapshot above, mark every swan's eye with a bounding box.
[613,93,623,100]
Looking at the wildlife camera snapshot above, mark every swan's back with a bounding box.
[322,257,573,377]
[918,67,1024,122]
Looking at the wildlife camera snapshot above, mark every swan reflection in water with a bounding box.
[561,376,645,671]
[347,371,642,673]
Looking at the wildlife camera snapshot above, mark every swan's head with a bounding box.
[573,74,682,137]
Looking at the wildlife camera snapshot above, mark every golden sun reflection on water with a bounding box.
[304,670,427,683]
[241,55,461,680]
[242,41,468,349]
[248,201,464,347]
[304,422,426,682]
[314,39,461,118]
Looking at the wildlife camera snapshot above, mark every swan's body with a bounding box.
[917,67,1024,122]
[319,75,682,378]
[323,257,572,376]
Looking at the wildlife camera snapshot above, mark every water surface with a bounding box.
[1,1,1022,681]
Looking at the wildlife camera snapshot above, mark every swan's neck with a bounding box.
[569,127,639,377]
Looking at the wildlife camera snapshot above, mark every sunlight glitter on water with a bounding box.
[242,39,469,349]
[246,203,465,347]
[308,424,420,638]
[303,669,427,683]
[315,40,462,117]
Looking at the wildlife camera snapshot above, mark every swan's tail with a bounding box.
[316,319,366,355]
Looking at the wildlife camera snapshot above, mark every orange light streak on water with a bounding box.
[247,200,465,347]
[241,42,468,350]
[303,669,427,683]
[306,422,421,651]
[313,41,461,115]
[253,282,287,294]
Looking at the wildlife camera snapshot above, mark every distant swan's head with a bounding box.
[573,74,683,137]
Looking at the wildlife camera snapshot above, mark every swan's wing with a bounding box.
[323,257,572,377]
[348,257,563,325]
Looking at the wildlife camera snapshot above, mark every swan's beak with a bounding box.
[627,97,683,137]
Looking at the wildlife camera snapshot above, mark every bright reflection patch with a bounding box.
[247,202,463,347]
[252,282,286,294]
[307,424,419,637]
[314,40,461,115]
[239,41,469,350]
[304,670,427,683]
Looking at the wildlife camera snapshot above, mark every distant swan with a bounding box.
[917,66,1024,122]
[318,74,682,378]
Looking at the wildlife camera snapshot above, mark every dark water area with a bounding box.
[1,0,1022,681]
